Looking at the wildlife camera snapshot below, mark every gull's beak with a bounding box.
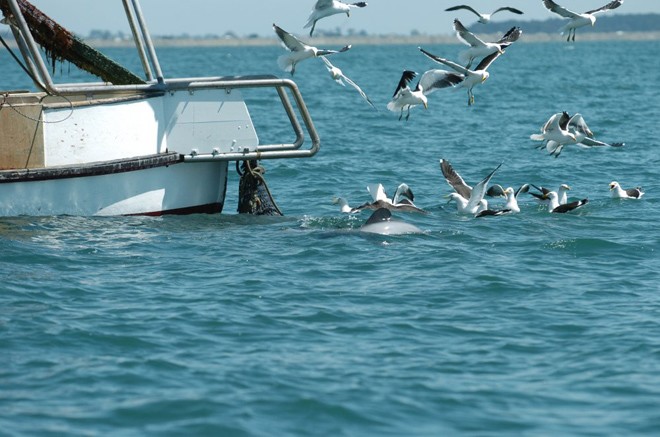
[423,101,428,109]
[482,76,488,83]
[609,184,615,190]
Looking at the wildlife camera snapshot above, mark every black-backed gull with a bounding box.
[609,181,644,199]
[542,0,624,42]
[419,35,520,106]
[543,191,588,213]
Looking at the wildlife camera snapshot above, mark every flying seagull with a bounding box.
[273,24,351,75]
[487,184,530,213]
[445,5,524,23]
[387,70,428,121]
[530,184,571,205]
[543,191,588,213]
[530,112,578,157]
[452,20,522,69]
[419,33,520,106]
[440,159,502,215]
[305,0,368,37]
[609,181,644,199]
[532,112,624,157]
[542,0,624,42]
[320,57,376,109]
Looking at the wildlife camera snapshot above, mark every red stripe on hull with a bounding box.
[134,202,223,217]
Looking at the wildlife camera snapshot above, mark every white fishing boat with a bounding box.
[0,0,319,216]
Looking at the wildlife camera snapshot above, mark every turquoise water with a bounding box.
[2,39,660,435]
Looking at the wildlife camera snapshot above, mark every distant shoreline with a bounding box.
[85,31,660,48]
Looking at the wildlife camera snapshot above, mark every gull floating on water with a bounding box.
[543,191,588,213]
[419,33,520,106]
[542,0,624,42]
[445,5,524,24]
[530,184,571,205]
[609,181,644,199]
[273,23,351,75]
[532,112,624,157]
[487,184,530,213]
[332,196,355,213]
[440,159,502,215]
[320,57,376,109]
[452,20,521,69]
[305,0,368,37]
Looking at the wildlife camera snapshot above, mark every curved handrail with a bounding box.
[180,76,321,162]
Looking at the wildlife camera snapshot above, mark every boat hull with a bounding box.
[0,154,228,216]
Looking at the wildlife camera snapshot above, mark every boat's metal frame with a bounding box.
[0,0,320,216]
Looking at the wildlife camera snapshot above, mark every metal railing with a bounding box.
[178,76,320,162]
[1,0,321,162]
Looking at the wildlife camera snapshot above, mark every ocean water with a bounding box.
[2,37,660,436]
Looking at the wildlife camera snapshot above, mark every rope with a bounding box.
[237,159,283,216]
[0,31,74,124]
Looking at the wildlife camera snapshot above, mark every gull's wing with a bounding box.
[343,76,376,109]
[440,159,473,200]
[579,137,625,148]
[273,24,307,52]
[542,0,581,19]
[486,184,506,198]
[553,198,588,214]
[453,19,487,48]
[367,183,390,203]
[316,45,351,57]
[473,50,504,71]
[337,70,377,109]
[393,183,415,204]
[467,162,502,211]
[496,26,523,46]
[586,0,624,15]
[418,69,464,95]
[568,113,594,138]
[542,112,565,133]
[515,184,530,198]
[419,48,471,75]
[445,5,482,18]
[492,7,524,16]
[392,70,417,97]
[314,0,334,10]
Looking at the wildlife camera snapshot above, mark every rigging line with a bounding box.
[0,31,47,93]
[0,32,73,123]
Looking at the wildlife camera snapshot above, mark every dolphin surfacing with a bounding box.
[360,208,423,235]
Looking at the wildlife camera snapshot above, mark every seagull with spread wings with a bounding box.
[542,0,624,42]
[440,159,502,215]
[452,20,522,68]
[445,5,524,23]
[320,57,376,109]
[419,29,520,106]
[273,23,351,75]
[532,112,624,157]
[305,0,368,37]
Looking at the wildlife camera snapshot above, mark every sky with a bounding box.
[25,1,660,37]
